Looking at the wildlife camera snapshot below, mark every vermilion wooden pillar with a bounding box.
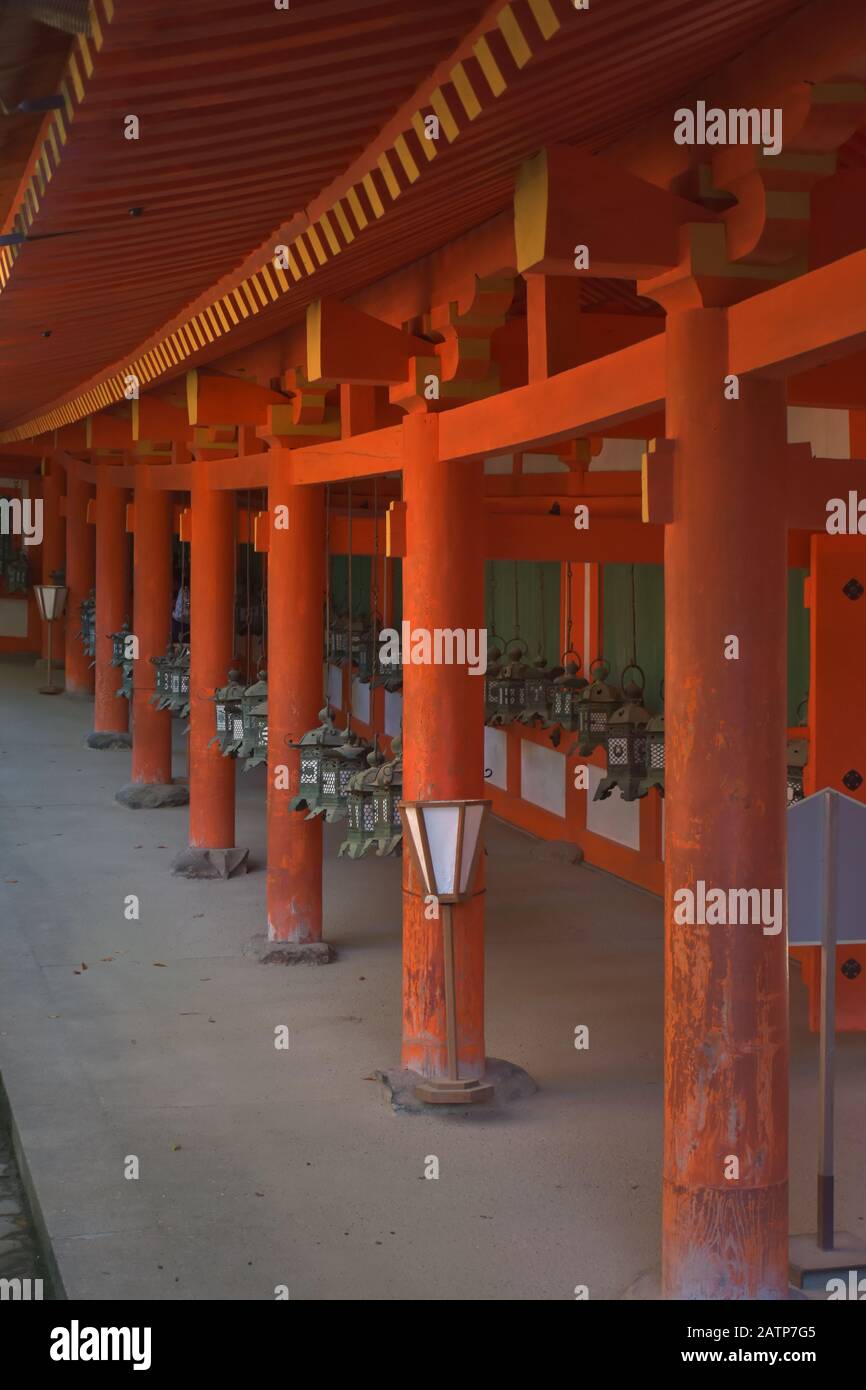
[266,457,326,945]
[91,463,129,736]
[65,466,94,697]
[401,413,486,1077]
[188,457,236,850]
[129,467,173,787]
[663,308,789,1299]
[40,461,66,664]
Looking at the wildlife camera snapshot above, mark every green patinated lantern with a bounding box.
[548,654,589,733]
[339,749,385,859]
[486,638,534,725]
[519,651,568,726]
[787,738,808,805]
[568,658,621,756]
[371,735,403,855]
[638,713,665,798]
[289,708,346,812]
[4,548,29,594]
[593,668,651,803]
[108,622,133,701]
[243,699,269,771]
[210,669,245,756]
[78,589,95,658]
[483,640,505,723]
[316,733,371,822]
[236,673,267,760]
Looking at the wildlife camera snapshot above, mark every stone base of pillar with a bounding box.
[259,940,336,966]
[115,782,190,810]
[85,731,132,750]
[170,846,249,879]
[375,1057,537,1115]
[619,1267,809,1301]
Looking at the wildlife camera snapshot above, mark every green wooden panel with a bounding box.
[485,560,560,665]
[601,564,811,725]
[329,555,372,619]
[602,564,664,713]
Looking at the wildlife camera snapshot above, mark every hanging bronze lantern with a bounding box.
[486,637,533,726]
[372,733,403,855]
[593,668,651,803]
[236,672,267,760]
[637,678,664,798]
[546,650,588,734]
[109,621,130,668]
[638,713,665,798]
[4,549,29,594]
[517,651,565,726]
[567,658,621,757]
[339,749,385,858]
[243,699,269,770]
[289,708,346,812]
[77,589,95,657]
[787,738,808,805]
[483,638,505,723]
[316,732,370,822]
[210,669,246,755]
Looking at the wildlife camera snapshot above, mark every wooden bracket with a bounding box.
[641,438,675,524]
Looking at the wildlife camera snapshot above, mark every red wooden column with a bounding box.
[86,462,130,746]
[173,456,245,875]
[64,465,94,698]
[401,413,486,1077]
[663,308,789,1299]
[117,465,186,808]
[265,454,328,956]
[39,461,66,665]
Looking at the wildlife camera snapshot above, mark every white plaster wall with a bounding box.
[484,726,508,790]
[327,663,343,710]
[351,677,370,724]
[589,437,645,472]
[0,598,27,638]
[787,406,850,459]
[384,689,402,737]
[586,764,640,850]
[520,739,565,817]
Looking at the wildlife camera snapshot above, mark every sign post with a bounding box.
[788,788,866,1288]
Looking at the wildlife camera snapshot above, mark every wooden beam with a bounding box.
[728,245,866,378]
[438,335,666,462]
[290,425,403,483]
[187,369,286,427]
[307,297,430,384]
[515,145,716,279]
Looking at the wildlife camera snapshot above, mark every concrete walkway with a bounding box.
[1,657,864,1300]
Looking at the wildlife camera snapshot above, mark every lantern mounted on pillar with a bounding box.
[593,666,651,804]
[244,698,269,771]
[33,578,68,695]
[399,797,494,1105]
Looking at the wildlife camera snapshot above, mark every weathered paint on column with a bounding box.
[131,466,173,786]
[663,308,789,1299]
[401,413,486,1077]
[93,463,129,734]
[40,462,66,663]
[266,459,325,942]
[188,456,236,848]
[65,466,94,697]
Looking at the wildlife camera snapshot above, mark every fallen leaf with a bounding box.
[4,880,17,884]
[153,961,167,967]
[80,962,88,971]
[171,1144,182,1152]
